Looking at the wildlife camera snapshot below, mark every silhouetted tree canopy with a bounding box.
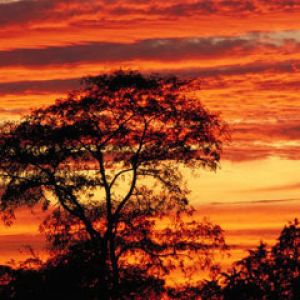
[0,70,228,298]
[195,219,300,300]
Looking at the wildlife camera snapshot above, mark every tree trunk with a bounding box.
[109,235,120,293]
[97,238,110,300]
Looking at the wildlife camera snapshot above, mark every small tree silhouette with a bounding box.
[199,219,300,300]
[0,71,228,298]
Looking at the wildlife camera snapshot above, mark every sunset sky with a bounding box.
[1,0,300,269]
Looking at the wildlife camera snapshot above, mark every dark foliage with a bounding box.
[0,245,165,300]
[198,220,300,300]
[0,71,228,299]
[2,220,299,299]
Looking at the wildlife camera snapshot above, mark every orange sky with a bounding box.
[0,0,300,274]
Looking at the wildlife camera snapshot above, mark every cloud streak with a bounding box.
[1,0,300,28]
[0,78,78,95]
[0,36,263,67]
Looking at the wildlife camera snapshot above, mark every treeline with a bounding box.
[0,220,299,299]
[171,219,300,300]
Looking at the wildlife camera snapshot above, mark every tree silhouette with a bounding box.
[0,70,228,298]
[199,219,300,300]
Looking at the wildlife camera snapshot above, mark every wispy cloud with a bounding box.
[208,198,300,206]
[247,183,300,193]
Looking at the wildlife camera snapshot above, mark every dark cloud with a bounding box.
[149,0,259,17]
[0,0,56,26]
[1,0,300,28]
[0,0,102,26]
[256,79,300,91]
[223,145,300,162]
[0,78,79,95]
[176,60,299,79]
[233,120,300,141]
[0,37,276,67]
